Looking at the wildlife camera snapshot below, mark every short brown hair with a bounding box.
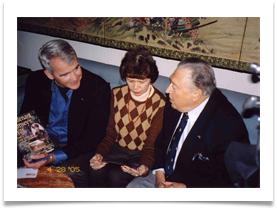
[119,48,159,83]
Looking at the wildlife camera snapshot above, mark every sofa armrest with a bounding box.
[220,88,260,145]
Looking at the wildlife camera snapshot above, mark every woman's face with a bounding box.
[126,77,151,96]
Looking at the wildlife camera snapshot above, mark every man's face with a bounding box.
[46,57,82,90]
[165,68,197,112]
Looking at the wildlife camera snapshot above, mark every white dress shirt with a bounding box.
[152,97,209,175]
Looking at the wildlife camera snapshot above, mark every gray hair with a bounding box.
[38,39,77,74]
[177,58,216,96]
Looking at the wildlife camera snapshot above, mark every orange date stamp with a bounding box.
[47,166,80,173]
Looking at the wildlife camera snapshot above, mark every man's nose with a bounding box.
[165,84,172,94]
[70,72,78,81]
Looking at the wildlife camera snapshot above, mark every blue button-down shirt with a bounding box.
[45,81,73,164]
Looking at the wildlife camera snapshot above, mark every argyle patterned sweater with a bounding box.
[96,85,166,169]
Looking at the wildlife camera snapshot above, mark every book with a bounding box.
[17,110,55,161]
[102,158,126,167]
[102,155,138,169]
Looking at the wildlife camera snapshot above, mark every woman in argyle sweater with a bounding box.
[88,48,166,187]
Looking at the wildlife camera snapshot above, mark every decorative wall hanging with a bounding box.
[17,17,260,73]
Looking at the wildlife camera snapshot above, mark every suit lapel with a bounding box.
[165,106,183,147]
[68,81,84,127]
[175,89,219,163]
[68,69,88,130]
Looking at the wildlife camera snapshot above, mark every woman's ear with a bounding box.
[44,70,54,80]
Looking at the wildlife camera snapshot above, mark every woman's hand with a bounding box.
[121,164,149,177]
[89,153,107,170]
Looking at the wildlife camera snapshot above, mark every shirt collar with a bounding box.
[51,80,72,96]
[50,80,56,92]
[187,96,210,125]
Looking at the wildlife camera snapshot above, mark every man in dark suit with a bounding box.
[19,39,111,187]
[127,58,249,188]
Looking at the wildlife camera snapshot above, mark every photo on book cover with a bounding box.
[17,110,55,161]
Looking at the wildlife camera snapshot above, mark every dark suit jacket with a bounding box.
[20,68,111,160]
[154,88,249,188]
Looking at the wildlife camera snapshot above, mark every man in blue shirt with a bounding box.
[19,39,111,187]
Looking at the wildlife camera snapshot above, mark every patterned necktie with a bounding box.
[165,112,189,177]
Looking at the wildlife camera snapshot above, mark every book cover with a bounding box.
[17,110,55,161]
[102,154,138,169]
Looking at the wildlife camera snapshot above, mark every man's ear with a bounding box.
[44,70,54,80]
[192,88,203,102]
